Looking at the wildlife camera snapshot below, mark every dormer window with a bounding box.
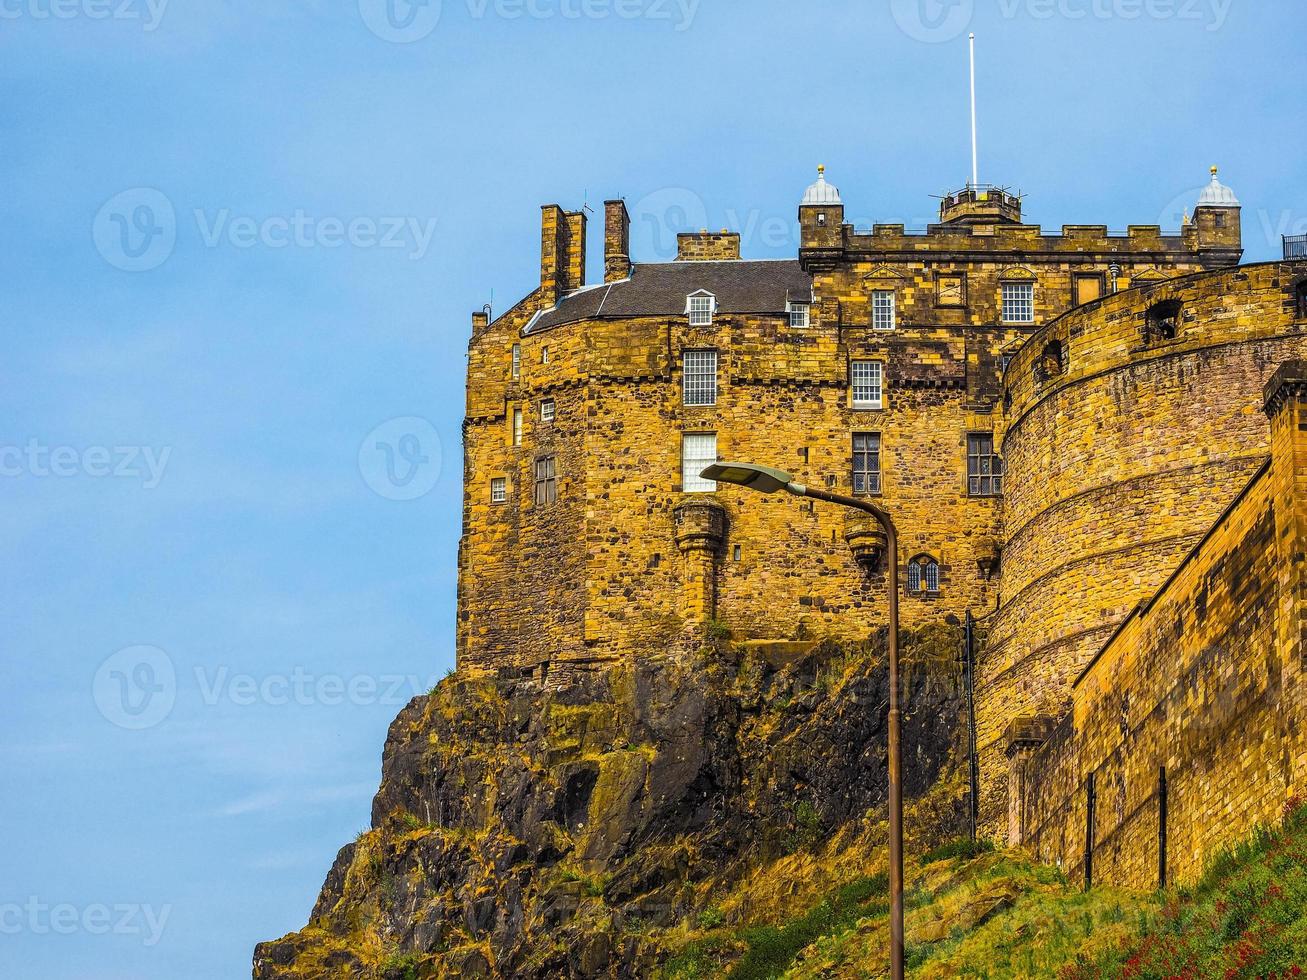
[1146,300,1182,344]
[687,291,716,327]
[788,301,811,328]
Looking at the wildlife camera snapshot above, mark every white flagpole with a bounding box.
[969,33,979,188]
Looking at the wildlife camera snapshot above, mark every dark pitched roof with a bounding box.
[526,259,812,334]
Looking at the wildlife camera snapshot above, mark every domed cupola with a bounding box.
[801,165,842,206]
[1197,166,1239,208]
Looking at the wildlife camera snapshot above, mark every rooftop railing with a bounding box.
[1285,234,1307,260]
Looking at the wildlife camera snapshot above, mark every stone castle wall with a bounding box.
[458,191,1239,676]
[1008,362,1307,888]
[979,262,1307,837]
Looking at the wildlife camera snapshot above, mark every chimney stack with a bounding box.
[540,204,587,306]
[604,200,631,283]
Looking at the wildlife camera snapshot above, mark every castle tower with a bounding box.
[1191,165,1241,254]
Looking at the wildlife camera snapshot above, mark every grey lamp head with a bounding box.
[699,462,797,495]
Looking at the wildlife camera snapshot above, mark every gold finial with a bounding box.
[1211,165,1219,176]
[818,164,825,175]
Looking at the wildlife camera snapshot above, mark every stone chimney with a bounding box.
[540,204,587,307]
[604,200,631,283]
[676,229,741,262]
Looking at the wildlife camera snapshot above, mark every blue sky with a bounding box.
[1,1,1303,976]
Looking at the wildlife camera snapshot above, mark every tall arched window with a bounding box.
[907,555,941,595]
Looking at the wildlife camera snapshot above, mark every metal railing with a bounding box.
[1285,234,1307,259]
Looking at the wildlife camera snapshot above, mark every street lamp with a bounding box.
[701,462,905,980]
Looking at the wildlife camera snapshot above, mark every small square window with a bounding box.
[850,360,884,410]
[1002,283,1035,324]
[1073,274,1103,306]
[688,294,715,326]
[540,399,555,423]
[490,477,507,503]
[789,302,810,328]
[872,290,896,331]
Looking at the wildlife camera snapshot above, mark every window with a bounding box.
[1146,300,1182,343]
[967,434,1003,497]
[683,350,718,406]
[872,290,896,331]
[512,409,523,446]
[1074,274,1104,306]
[490,477,507,503]
[850,360,884,410]
[907,556,941,595]
[788,302,810,328]
[687,293,715,327]
[937,273,966,307]
[1038,340,1065,381]
[1297,281,1307,320]
[853,433,882,495]
[511,344,521,379]
[1002,282,1035,323]
[533,457,556,505]
[541,346,550,364]
[682,433,717,492]
[540,399,555,423]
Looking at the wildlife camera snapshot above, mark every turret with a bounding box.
[798,165,844,266]
[1191,166,1242,256]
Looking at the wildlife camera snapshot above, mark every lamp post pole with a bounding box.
[699,464,904,980]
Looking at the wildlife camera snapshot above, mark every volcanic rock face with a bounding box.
[254,625,966,979]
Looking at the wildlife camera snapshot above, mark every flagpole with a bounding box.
[969,32,979,188]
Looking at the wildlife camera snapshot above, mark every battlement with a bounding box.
[939,184,1023,225]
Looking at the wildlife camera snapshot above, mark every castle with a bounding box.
[459,164,1307,889]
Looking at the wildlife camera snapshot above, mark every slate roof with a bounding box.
[526,259,813,334]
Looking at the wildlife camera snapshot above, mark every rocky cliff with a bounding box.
[254,623,969,978]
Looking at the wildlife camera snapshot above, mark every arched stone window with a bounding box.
[1146,299,1183,344]
[907,554,941,595]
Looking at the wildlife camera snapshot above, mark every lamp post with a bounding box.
[700,462,904,980]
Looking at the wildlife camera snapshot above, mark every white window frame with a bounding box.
[490,477,507,504]
[511,344,521,379]
[540,399,555,423]
[682,350,718,406]
[541,346,550,364]
[686,292,716,327]
[682,433,718,493]
[1001,282,1035,324]
[788,301,811,328]
[872,290,896,331]
[512,408,523,446]
[852,432,882,495]
[850,360,884,410]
